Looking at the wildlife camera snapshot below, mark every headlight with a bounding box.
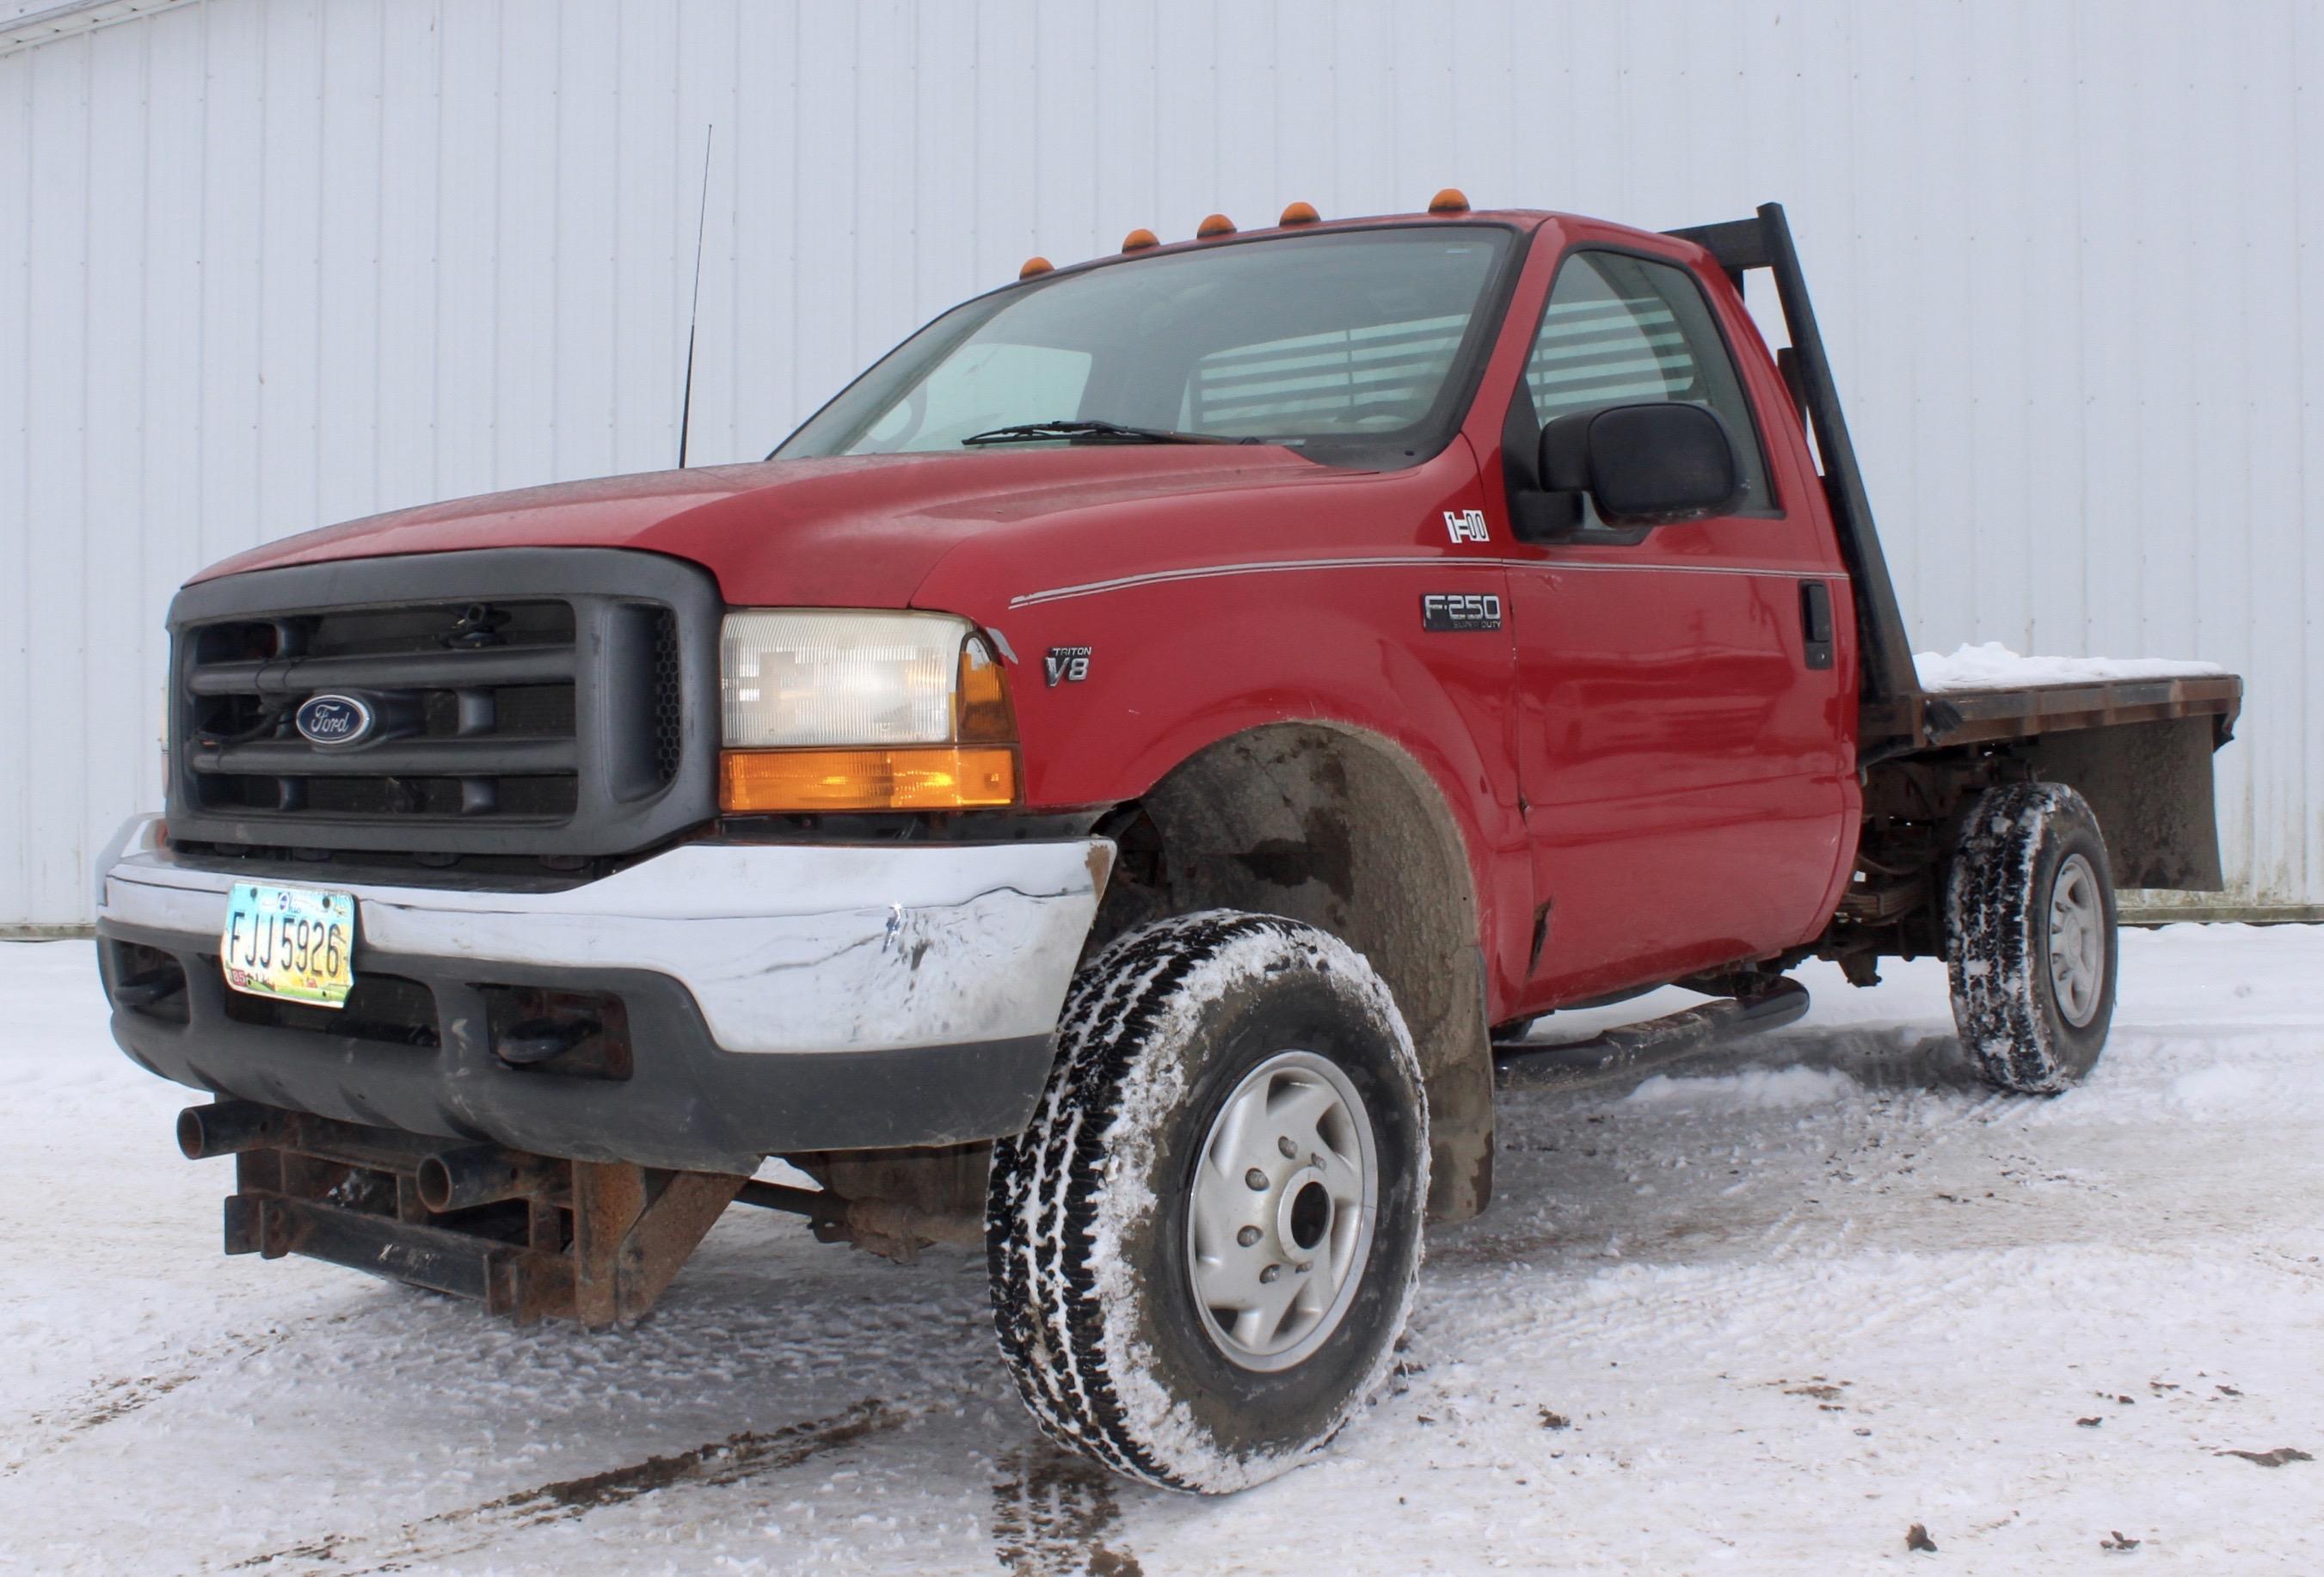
[717,610,1018,813]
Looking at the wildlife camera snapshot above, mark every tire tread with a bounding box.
[1945,781,2113,1094]
[986,911,1419,1492]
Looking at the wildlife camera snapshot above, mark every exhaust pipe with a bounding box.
[415,1144,561,1214]
[177,1100,286,1161]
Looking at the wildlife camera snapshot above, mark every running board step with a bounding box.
[1491,979,1811,1090]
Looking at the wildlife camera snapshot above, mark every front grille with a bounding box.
[164,549,719,859]
[650,609,683,785]
[184,599,581,824]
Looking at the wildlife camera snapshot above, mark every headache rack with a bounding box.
[1665,203,1927,756]
[1666,203,2241,764]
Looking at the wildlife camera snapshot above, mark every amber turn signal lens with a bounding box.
[721,746,1018,813]
[1428,187,1471,214]
[1018,255,1054,279]
[1279,200,1320,226]
[1122,227,1160,252]
[1196,212,1235,238]
[956,635,1015,742]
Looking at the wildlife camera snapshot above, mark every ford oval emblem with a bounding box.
[294,693,374,747]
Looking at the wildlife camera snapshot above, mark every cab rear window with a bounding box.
[1526,249,1775,512]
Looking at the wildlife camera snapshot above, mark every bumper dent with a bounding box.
[97,819,1109,1054]
[93,818,1110,1168]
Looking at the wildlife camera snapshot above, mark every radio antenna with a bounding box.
[678,124,713,469]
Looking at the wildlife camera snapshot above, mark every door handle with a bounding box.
[1798,580,1835,670]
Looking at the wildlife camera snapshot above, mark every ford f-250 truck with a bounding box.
[95,195,2241,1494]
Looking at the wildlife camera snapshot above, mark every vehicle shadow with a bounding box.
[1434,1016,2001,1275]
[1705,1022,1988,1094]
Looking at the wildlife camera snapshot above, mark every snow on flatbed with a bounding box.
[1915,641,2227,691]
[3,930,2319,1574]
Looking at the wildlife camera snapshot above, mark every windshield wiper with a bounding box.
[961,419,1250,447]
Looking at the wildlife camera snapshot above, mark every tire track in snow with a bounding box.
[1411,1040,2050,1369]
[1424,1258,1810,1352]
[1411,1021,2288,1438]
[1529,1031,2014,1229]
[988,1445,1144,1576]
[219,1397,911,1574]
[1,1329,290,1478]
[2253,1248,2324,1286]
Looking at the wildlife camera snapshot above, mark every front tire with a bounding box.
[1946,782,2118,1094]
[986,911,1429,1494]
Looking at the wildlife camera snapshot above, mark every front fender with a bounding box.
[951,549,1532,1015]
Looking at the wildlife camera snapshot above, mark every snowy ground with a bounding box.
[3,927,2319,1575]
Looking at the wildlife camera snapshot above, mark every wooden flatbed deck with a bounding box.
[1919,673,2243,748]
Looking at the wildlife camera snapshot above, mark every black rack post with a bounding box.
[1667,203,1926,751]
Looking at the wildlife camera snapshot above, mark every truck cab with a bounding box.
[95,195,2238,1494]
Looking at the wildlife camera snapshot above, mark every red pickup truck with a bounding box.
[95,197,2240,1494]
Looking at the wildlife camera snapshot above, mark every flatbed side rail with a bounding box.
[1667,204,1926,754]
[1920,673,2242,749]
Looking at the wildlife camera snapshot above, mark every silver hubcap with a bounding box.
[2048,852,2106,1028]
[1185,1050,1377,1371]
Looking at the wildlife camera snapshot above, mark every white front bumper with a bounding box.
[97,815,1111,1055]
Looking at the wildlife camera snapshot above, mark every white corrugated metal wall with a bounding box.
[3,0,2318,930]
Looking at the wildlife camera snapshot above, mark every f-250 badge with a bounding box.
[1422,592,1503,632]
[1045,647,1092,686]
[1442,509,1490,543]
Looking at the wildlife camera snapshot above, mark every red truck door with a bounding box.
[1497,244,1854,1004]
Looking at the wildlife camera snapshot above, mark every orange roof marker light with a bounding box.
[1018,255,1054,279]
[1196,212,1236,238]
[1279,200,1321,226]
[1428,187,1471,215]
[1122,227,1160,252]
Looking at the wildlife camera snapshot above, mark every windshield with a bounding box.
[774,226,1516,468]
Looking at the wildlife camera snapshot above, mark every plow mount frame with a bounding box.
[186,1100,744,1327]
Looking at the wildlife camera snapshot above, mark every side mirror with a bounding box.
[1531,402,1745,531]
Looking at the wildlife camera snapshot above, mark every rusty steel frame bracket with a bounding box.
[201,1101,743,1328]
[563,1162,747,1326]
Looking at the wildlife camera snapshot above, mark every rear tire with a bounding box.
[986,911,1428,1494]
[1945,782,2118,1094]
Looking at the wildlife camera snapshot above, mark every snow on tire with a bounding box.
[985,911,1429,1494]
[1946,781,2118,1094]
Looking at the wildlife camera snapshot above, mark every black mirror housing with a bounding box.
[1533,402,1746,530]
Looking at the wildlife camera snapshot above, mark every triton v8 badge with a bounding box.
[1045,647,1092,686]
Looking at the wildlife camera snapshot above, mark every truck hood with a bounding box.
[190,448,1336,605]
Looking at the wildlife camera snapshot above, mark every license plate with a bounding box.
[221,883,356,1009]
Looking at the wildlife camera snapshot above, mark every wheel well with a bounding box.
[1089,722,1494,1222]
[1834,718,2223,984]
